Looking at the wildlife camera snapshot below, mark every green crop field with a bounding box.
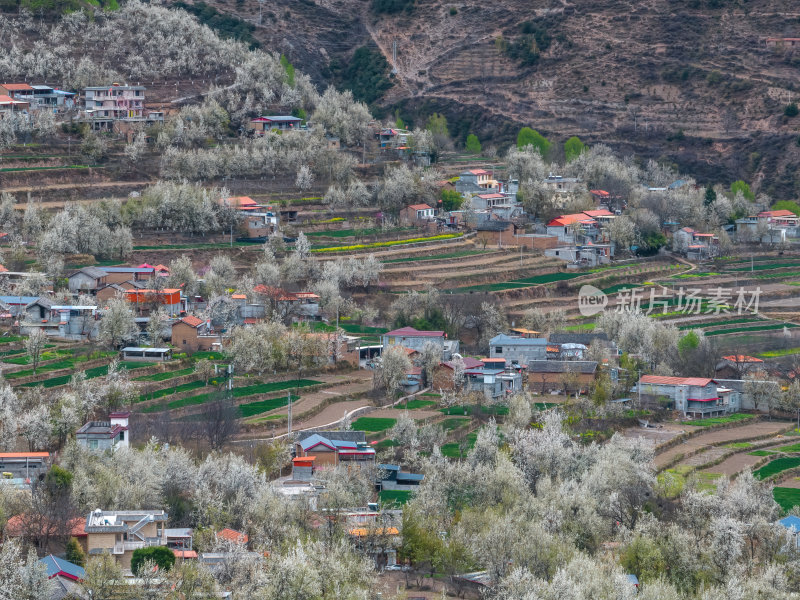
[754,457,800,480]
[401,399,437,410]
[440,417,470,431]
[748,450,777,456]
[340,323,389,335]
[685,413,754,426]
[2,348,73,365]
[728,261,800,272]
[134,367,195,382]
[601,283,643,294]
[705,323,799,336]
[451,271,585,293]
[754,270,800,280]
[759,347,800,358]
[238,394,299,417]
[773,487,800,512]
[0,336,23,344]
[382,250,490,264]
[351,417,397,432]
[137,379,208,403]
[144,379,321,412]
[775,443,800,453]
[724,442,753,449]
[379,489,413,505]
[441,432,478,458]
[678,318,765,331]
[22,362,154,388]
[375,438,399,448]
[5,351,115,379]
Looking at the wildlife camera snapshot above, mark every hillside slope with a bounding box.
[172,0,800,194]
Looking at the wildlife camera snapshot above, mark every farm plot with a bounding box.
[654,420,792,469]
[704,323,800,337]
[142,379,322,412]
[754,457,800,480]
[450,271,586,293]
[21,361,156,388]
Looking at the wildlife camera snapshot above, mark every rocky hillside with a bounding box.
[188,0,800,194]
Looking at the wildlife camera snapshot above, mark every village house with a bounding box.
[475,220,516,247]
[399,203,435,224]
[67,266,109,293]
[432,357,485,390]
[528,360,598,394]
[455,169,499,196]
[83,84,162,131]
[0,83,32,112]
[376,127,410,149]
[0,84,75,110]
[715,355,765,379]
[777,516,800,551]
[294,431,376,467]
[673,227,719,259]
[542,174,583,195]
[382,326,459,360]
[171,315,222,353]
[377,464,424,491]
[84,509,168,570]
[39,554,85,599]
[124,288,183,316]
[766,37,800,48]
[76,412,130,451]
[0,451,49,481]
[546,213,599,243]
[635,375,737,418]
[250,115,303,134]
[97,266,155,284]
[545,241,614,267]
[464,367,523,400]
[21,300,99,340]
[736,209,799,243]
[489,334,547,365]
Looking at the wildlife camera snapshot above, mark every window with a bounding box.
[495,347,503,354]
[89,439,99,450]
[182,340,186,345]
[119,431,125,441]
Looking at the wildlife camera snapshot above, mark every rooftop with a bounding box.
[489,334,547,346]
[385,326,444,338]
[528,360,598,374]
[639,375,716,386]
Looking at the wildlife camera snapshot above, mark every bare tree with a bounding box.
[202,394,240,451]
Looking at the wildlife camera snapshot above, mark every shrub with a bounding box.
[449,5,456,14]
[465,133,481,154]
[131,546,175,575]
[785,103,799,118]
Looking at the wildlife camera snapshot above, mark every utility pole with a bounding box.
[287,389,292,434]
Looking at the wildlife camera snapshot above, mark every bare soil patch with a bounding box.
[654,421,792,468]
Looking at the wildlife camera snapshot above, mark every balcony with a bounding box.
[111,538,163,554]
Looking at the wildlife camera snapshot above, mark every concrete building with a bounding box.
[528,360,598,393]
[383,327,459,359]
[464,367,522,400]
[76,412,130,451]
[250,115,303,134]
[67,267,108,293]
[84,509,168,570]
[294,431,376,467]
[489,334,547,365]
[83,84,162,130]
[635,375,737,418]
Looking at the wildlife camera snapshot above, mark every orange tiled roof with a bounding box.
[722,355,763,363]
[217,528,249,544]
[178,315,204,328]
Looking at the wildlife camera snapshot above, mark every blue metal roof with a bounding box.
[779,516,800,532]
[396,472,424,482]
[39,554,85,579]
[489,334,547,346]
[0,296,38,304]
[378,464,400,471]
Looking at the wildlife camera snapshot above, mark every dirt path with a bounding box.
[700,450,769,477]
[654,421,793,469]
[267,375,373,418]
[364,407,442,420]
[295,399,371,429]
